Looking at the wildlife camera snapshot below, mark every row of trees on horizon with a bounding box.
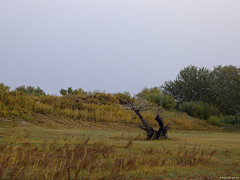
[1,64,239,125]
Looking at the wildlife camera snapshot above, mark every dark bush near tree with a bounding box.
[220,116,239,125]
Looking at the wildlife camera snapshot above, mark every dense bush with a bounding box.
[0,89,35,121]
[144,93,176,110]
[206,116,221,126]
[136,87,161,98]
[136,87,176,110]
[206,115,240,126]
[220,116,238,125]
[179,101,218,120]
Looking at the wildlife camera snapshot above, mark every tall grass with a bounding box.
[0,139,218,179]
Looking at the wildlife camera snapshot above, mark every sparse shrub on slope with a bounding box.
[90,92,119,105]
[39,95,84,110]
[60,87,87,95]
[113,91,132,105]
[60,88,119,105]
[15,85,46,96]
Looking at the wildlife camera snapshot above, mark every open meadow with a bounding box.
[0,121,239,179]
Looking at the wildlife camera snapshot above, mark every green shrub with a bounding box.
[220,116,237,125]
[0,83,10,92]
[15,85,46,96]
[144,93,176,110]
[179,101,196,116]
[206,116,221,126]
[136,87,176,110]
[60,87,87,95]
[136,87,161,98]
[179,101,218,120]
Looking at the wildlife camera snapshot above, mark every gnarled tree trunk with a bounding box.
[134,109,154,140]
[127,97,170,140]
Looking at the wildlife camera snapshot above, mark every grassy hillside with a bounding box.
[0,89,223,131]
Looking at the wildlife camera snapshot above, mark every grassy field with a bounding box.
[0,121,239,179]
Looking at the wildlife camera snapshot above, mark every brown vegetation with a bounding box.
[0,138,218,179]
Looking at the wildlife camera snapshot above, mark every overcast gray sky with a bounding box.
[1,1,240,95]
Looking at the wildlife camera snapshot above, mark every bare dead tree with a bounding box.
[127,97,170,140]
[127,97,155,140]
